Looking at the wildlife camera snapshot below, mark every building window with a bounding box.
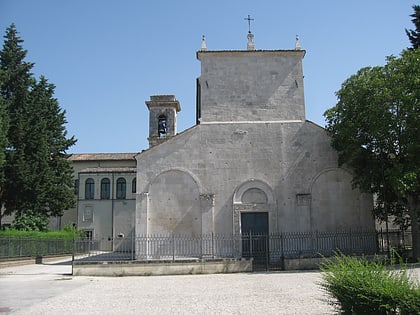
[83,230,93,240]
[83,206,93,222]
[101,178,110,199]
[116,177,126,199]
[85,178,95,199]
[132,178,136,193]
[158,115,167,138]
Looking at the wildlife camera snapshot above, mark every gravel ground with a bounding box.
[1,260,419,315]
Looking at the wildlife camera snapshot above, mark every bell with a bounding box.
[158,120,166,134]
[158,125,166,134]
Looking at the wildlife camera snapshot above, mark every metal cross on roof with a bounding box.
[244,14,254,34]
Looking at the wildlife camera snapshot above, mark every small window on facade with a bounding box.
[101,178,110,199]
[83,206,93,222]
[132,177,136,193]
[116,177,126,199]
[83,230,93,240]
[85,178,95,200]
[158,115,167,138]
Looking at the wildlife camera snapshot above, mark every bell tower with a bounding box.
[146,95,181,147]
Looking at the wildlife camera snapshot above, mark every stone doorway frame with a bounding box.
[232,179,276,236]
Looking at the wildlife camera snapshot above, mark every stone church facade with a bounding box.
[135,46,374,241]
[65,38,376,259]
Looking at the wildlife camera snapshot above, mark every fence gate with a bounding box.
[241,212,269,271]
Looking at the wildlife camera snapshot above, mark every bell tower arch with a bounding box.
[146,95,181,147]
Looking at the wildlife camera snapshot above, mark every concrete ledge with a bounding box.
[283,257,324,270]
[283,254,386,270]
[73,258,252,276]
[0,255,73,268]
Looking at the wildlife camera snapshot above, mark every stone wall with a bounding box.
[197,50,306,123]
[136,121,374,237]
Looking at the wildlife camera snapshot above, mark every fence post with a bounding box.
[379,228,384,252]
[131,233,135,260]
[212,232,215,259]
[265,234,269,271]
[172,233,175,261]
[401,229,405,250]
[280,231,284,258]
[71,234,75,275]
[249,232,253,257]
[8,236,11,257]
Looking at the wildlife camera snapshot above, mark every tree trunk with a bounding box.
[407,194,420,260]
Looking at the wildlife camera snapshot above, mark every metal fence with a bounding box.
[377,228,413,254]
[1,229,412,269]
[0,237,74,259]
[73,230,380,266]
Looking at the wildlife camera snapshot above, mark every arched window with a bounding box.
[158,115,167,138]
[85,178,95,200]
[101,178,110,199]
[116,177,126,199]
[132,178,136,193]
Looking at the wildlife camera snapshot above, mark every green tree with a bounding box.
[0,88,8,218]
[0,24,76,230]
[30,76,76,217]
[0,23,34,220]
[324,49,420,259]
[406,5,420,49]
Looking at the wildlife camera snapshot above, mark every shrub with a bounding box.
[0,227,84,258]
[0,228,81,240]
[319,253,420,314]
[12,210,49,232]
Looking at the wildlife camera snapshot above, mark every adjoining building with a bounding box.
[69,153,136,250]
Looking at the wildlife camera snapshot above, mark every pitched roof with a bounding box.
[68,153,137,161]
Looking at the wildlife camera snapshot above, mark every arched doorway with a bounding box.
[233,179,275,268]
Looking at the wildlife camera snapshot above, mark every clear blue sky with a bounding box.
[0,1,415,153]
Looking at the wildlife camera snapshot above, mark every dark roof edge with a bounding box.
[68,153,138,161]
[136,125,199,158]
[305,120,326,130]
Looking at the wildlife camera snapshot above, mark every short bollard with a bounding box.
[35,256,43,264]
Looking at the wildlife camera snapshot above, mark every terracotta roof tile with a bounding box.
[68,153,137,161]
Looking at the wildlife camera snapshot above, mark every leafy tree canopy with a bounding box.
[324,48,420,258]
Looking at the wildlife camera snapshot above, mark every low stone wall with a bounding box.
[283,254,387,271]
[73,258,253,276]
[283,257,324,270]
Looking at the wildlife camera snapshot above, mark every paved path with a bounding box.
[1,260,419,314]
